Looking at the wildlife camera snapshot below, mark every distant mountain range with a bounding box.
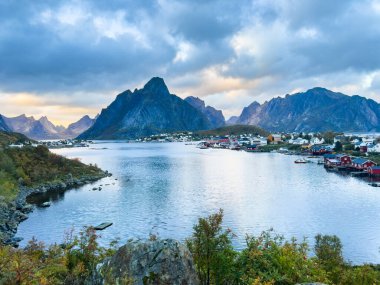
[78,77,224,139]
[232,87,380,132]
[0,114,96,140]
[2,80,380,139]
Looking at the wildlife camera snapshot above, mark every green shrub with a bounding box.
[186,209,238,285]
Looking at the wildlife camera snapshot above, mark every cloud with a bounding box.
[0,0,380,123]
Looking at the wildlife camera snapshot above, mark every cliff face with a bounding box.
[78,77,212,139]
[235,87,380,132]
[185,96,225,128]
[0,115,10,132]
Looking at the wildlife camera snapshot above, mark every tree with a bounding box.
[186,209,237,285]
[334,141,343,152]
[344,144,355,151]
[315,234,344,272]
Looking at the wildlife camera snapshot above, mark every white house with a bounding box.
[310,137,325,145]
[362,137,376,144]
[250,137,268,146]
[368,144,380,153]
[289,138,309,145]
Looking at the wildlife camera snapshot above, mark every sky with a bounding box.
[1,0,380,126]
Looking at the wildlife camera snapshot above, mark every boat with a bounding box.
[196,142,209,149]
[40,202,51,207]
[245,145,258,152]
[94,222,113,230]
[294,158,309,164]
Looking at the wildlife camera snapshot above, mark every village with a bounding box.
[5,130,380,184]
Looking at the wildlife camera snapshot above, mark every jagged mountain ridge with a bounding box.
[1,114,96,140]
[184,96,225,128]
[78,77,213,139]
[234,87,380,132]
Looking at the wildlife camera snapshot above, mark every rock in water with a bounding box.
[100,239,199,285]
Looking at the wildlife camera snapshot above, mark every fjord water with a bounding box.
[18,142,380,264]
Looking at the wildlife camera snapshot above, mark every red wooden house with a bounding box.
[351,158,376,170]
[368,166,380,176]
[335,154,352,166]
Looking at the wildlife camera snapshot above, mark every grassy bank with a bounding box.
[0,132,104,202]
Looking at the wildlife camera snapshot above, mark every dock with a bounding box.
[94,222,113,230]
[350,171,368,177]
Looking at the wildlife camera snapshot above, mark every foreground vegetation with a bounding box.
[0,210,379,284]
[186,210,380,285]
[0,227,119,285]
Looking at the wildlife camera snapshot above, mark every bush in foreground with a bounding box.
[187,210,380,285]
[0,211,380,284]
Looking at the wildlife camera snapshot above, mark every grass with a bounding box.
[0,131,34,148]
[0,144,104,202]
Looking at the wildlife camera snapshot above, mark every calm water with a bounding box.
[17,142,380,264]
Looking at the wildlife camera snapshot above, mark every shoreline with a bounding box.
[0,171,110,247]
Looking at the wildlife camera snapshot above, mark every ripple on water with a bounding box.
[16,142,380,264]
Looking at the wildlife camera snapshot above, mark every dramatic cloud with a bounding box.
[1,0,380,124]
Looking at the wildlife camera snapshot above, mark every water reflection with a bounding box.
[17,142,380,264]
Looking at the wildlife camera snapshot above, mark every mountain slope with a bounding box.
[184,96,225,128]
[78,77,212,139]
[0,115,11,132]
[235,87,380,132]
[2,115,95,140]
[64,115,96,138]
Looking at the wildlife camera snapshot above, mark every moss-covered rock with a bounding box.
[101,239,199,285]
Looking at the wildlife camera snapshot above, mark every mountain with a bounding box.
[78,77,212,139]
[64,115,96,138]
[226,116,239,126]
[2,115,52,140]
[234,87,380,132]
[184,96,225,128]
[2,114,95,140]
[0,115,11,132]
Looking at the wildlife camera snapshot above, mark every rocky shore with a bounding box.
[0,171,110,247]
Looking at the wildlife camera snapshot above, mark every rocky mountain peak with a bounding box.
[142,77,170,96]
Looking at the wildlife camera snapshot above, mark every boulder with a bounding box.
[100,239,199,285]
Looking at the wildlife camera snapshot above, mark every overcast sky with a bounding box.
[1,0,380,126]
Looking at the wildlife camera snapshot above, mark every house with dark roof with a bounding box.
[311,145,333,155]
[351,158,376,170]
[368,166,380,176]
[335,154,352,166]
